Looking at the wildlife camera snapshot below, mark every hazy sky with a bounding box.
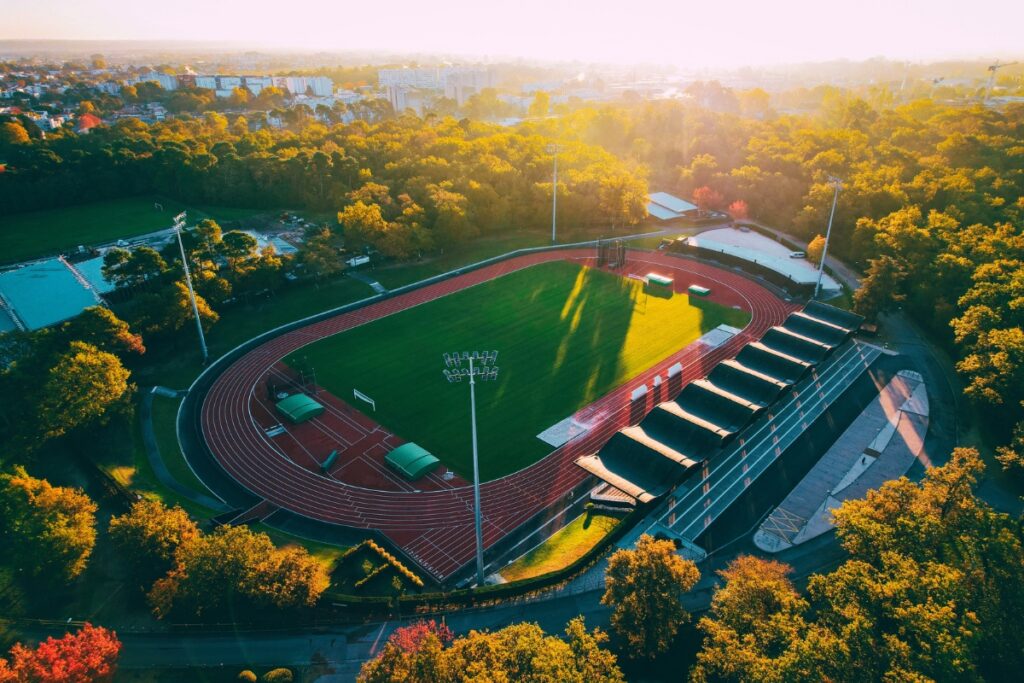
[4,0,1022,67]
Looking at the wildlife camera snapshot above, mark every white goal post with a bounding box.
[353,389,376,411]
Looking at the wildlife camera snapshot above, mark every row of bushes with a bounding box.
[353,562,389,589]
[342,539,425,589]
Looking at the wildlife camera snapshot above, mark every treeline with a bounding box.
[0,110,649,239]
[359,450,1024,682]
[524,97,1024,452]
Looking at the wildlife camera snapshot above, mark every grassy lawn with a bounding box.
[501,509,623,582]
[0,196,269,265]
[373,225,662,290]
[287,261,750,480]
[133,275,377,388]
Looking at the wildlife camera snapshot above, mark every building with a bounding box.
[379,66,497,110]
[128,71,179,91]
[646,192,700,221]
[75,113,103,134]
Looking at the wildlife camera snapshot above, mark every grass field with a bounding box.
[287,260,750,480]
[500,509,623,582]
[0,196,268,265]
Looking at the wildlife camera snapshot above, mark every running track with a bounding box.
[200,250,796,581]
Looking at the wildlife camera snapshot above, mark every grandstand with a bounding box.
[576,301,865,506]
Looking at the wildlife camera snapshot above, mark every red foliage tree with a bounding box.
[727,199,749,220]
[692,186,725,214]
[0,623,121,683]
[388,619,454,653]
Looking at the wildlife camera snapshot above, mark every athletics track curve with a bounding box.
[200,250,796,581]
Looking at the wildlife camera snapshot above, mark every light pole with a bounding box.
[443,350,499,586]
[813,176,842,300]
[173,212,209,364]
[547,144,561,243]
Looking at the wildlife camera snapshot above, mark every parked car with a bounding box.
[789,251,806,259]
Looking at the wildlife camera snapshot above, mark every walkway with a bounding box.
[140,387,229,512]
[346,269,387,294]
[754,369,928,551]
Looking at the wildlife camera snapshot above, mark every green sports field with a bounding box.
[287,261,750,480]
[0,197,266,265]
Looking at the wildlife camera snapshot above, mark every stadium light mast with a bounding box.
[173,212,208,364]
[813,176,842,301]
[443,350,499,587]
[547,144,562,243]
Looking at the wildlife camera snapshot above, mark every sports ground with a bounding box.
[195,249,796,580]
[286,261,750,480]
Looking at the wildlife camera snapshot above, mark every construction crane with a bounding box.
[986,60,1019,102]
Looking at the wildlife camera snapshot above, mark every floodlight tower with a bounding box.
[813,176,842,301]
[443,350,499,586]
[547,144,562,243]
[173,212,208,364]
[986,61,1019,102]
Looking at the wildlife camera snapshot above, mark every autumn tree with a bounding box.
[0,467,97,581]
[601,534,700,659]
[58,307,145,357]
[727,199,749,221]
[108,499,200,582]
[806,234,826,265]
[691,185,725,214]
[148,525,329,618]
[692,556,828,683]
[0,623,120,683]
[357,617,622,683]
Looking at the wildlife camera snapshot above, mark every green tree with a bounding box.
[59,307,145,357]
[601,534,700,659]
[0,467,97,581]
[36,341,131,442]
[852,255,907,320]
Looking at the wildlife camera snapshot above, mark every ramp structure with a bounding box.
[576,302,863,502]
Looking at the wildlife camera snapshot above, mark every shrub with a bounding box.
[262,668,293,683]
[238,671,258,683]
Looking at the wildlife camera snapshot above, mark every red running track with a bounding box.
[200,250,796,581]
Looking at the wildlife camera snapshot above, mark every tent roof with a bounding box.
[275,394,325,423]
[386,442,440,480]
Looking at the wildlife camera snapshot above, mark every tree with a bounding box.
[692,185,725,214]
[691,556,823,683]
[108,500,200,581]
[0,623,120,683]
[0,121,30,147]
[0,467,97,581]
[36,341,131,443]
[601,534,700,659]
[806,234,826,265]
[727,199,749,221]
[358,618,623,683]
[132,281,219,337]
[148,525,329,618]
[59,307,145,357]
[852,255,907,320]
[102,246,167,290]
[995,417,1024,479]
[528,91,551,118]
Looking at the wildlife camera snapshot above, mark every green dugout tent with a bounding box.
[275,394,325,424]
[385,443,440,480]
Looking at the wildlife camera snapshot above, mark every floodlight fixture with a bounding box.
[441,350,500,585]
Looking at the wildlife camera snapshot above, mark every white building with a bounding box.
[129,72,179,91]
[194,75,217,90]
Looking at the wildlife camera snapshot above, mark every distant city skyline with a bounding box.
[2,0,1023,68]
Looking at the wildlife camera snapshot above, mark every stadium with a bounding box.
[179,242,871,585]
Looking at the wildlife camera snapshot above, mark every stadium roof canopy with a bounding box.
[0,258,102,331]
[275,394,325,424]
[385,443,440,480]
